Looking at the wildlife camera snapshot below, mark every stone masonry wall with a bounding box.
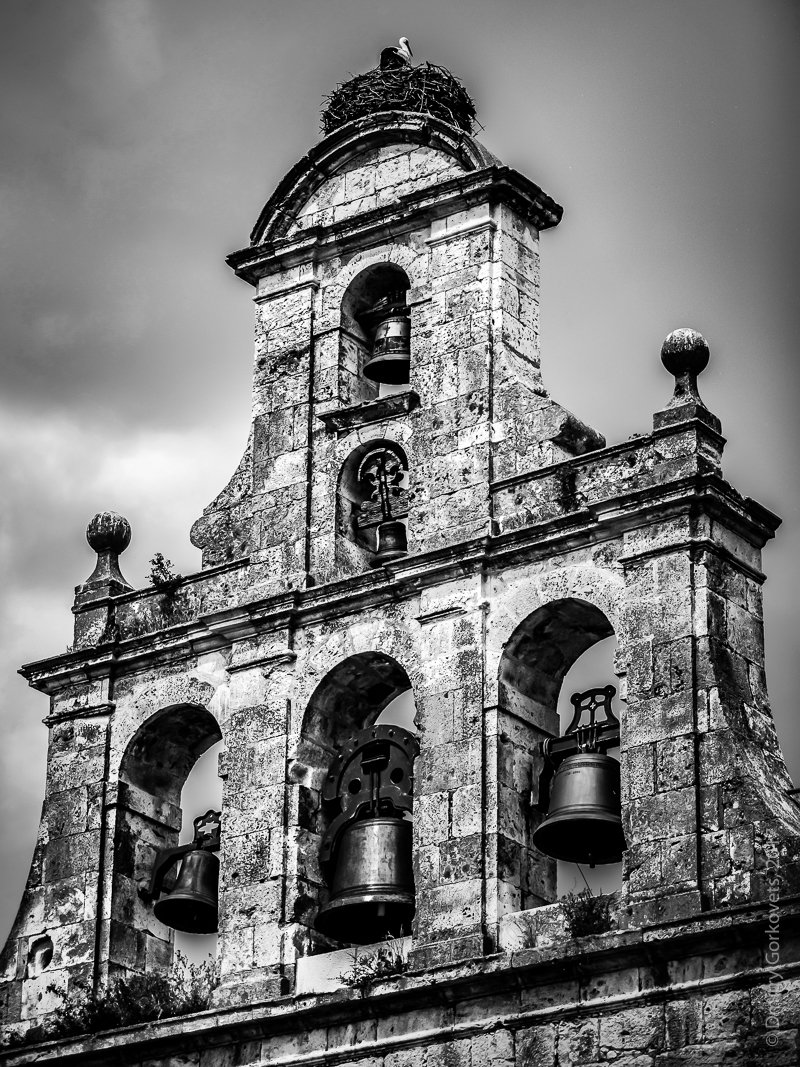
[192,122,601,587]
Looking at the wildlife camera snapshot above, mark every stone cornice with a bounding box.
[227,165,562,286]
[18,471,775,695]
[3,903,797,1066]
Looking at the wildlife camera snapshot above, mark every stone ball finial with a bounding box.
[660,328,710,379]
[86,511,131,555]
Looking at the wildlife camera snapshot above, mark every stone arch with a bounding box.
[495,598,616,910]
[109,703,222,977]
[499,598,614,732]
[250,113,498,245]
[293,652,416,942]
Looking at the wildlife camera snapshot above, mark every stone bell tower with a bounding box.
[2,53,800,1066]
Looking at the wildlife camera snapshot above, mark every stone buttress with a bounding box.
[2,69,799,1067]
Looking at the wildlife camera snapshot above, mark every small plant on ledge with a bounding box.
[561,890,614,939]
[149,552,183,596]
[338,939,408,997]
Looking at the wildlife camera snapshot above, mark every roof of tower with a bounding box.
[321,62,477,136]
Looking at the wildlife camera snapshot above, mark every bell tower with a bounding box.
[3,52,800,1066]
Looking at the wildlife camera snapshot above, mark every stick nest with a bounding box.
[322,62,477,136]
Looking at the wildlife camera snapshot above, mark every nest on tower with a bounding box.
[321,62,477,135]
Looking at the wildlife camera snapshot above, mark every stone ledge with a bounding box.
[4,907,799,1065]
[20,471,775,692]
[317,391,420,434]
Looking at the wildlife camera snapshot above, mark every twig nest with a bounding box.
[322,63,477,135]
[660,328,710,379]
[86,511,131,555]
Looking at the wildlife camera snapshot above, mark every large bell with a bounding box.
[315,816,414,944]
[153,848,219,934]
[533,752,625,866]
[363,314,411,385]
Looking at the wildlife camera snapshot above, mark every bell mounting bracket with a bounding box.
[148,809,221,900]
[535,685,620,812]
[319,724,418,873]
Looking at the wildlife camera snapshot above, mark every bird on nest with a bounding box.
[380,37,414,70]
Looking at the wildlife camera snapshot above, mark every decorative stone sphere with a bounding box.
[86,511,131,554]
[660,328,710,378]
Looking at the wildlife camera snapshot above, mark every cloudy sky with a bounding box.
[1,0,798,940]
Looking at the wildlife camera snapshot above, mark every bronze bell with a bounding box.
[372,520,408,566]
[363,313,411,385]
[533,752,625,867]
[315,816,414,944]
[153,849,219,934]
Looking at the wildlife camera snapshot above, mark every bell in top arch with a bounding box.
[362,293,411,385]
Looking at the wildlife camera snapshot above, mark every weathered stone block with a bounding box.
[701,988,750,1041]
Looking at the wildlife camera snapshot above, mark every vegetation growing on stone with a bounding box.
[338,939,408,997]
[561,890,614,938]
[1,955,217,1048]
[322,63,477,135]
[149,552,182,593]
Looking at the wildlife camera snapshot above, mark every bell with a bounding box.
[315,816,414,944]
[363,314,411,384]
[153,848,219,934]
[533,752,625,866]
[371,520,408,566]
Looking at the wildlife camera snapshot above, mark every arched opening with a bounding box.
[295,653,417,950]
[340,264,411,403]
[497,599,617,912]
[336,439,410,571]
[110,704,222,978]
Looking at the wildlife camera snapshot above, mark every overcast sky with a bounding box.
[1,0,798,941]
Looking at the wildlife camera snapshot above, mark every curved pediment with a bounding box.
[250,112,498,245]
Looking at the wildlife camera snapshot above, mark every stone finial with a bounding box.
[654,328,721,433]
[75,511,133,604]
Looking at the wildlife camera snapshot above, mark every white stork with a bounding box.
[380,37,413,70]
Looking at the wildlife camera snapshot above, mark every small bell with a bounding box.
[315,816,414,944]
[363,313,411,385]
[533,751,625,866]
[153,848,219,933]
[150,809,221,934]
[371,520,408,566]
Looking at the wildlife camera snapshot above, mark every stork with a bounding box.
[380,37,413,70]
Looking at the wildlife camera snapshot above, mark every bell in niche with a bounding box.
[315,724,419,944]
[149,809,221,935]
[533,751,625,866]
[372,519,408,567]
[532,685,626,867]
[362,293,411,385]
[153,848,219,934]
